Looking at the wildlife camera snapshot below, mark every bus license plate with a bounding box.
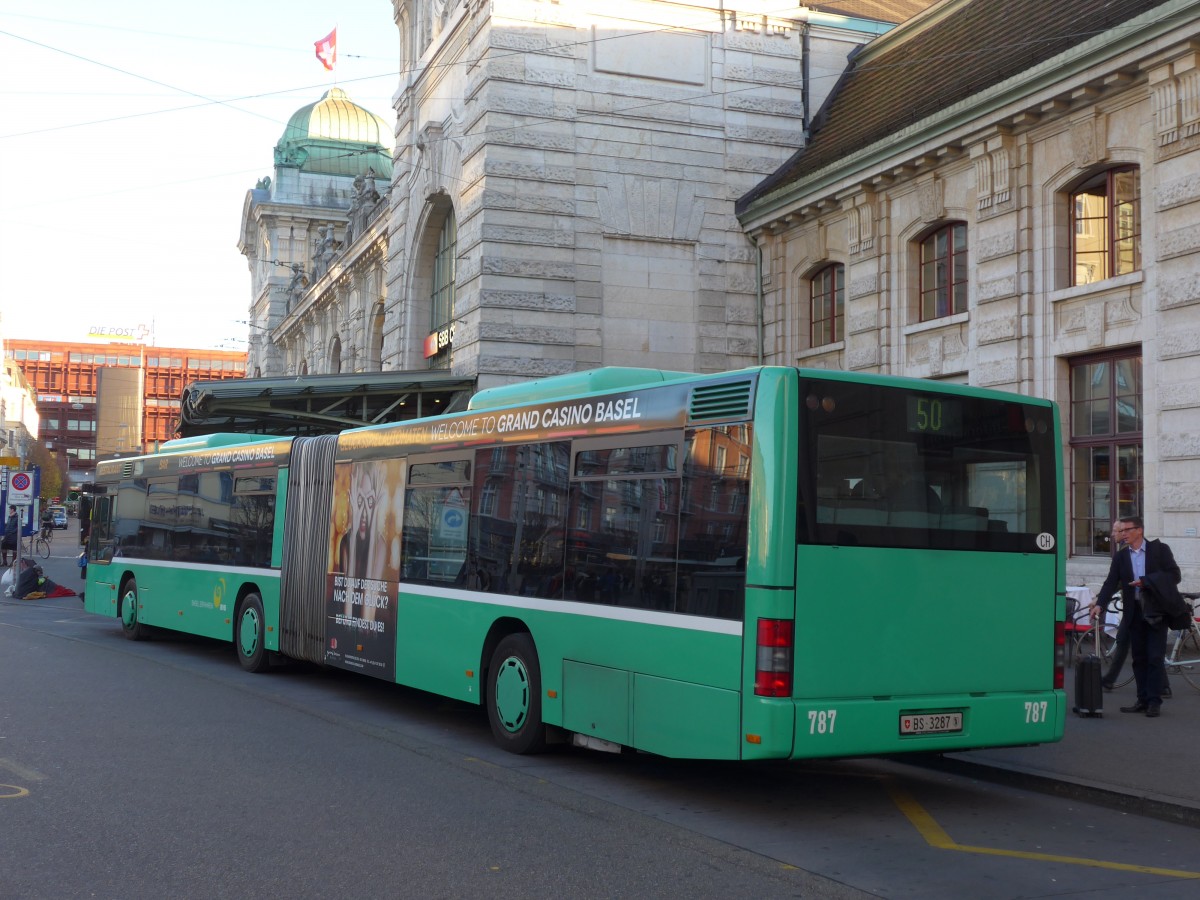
[899,712,963,735]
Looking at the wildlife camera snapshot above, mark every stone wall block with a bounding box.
[1155,172,1200,210]
[977,274,1018,303]
[847,307,879,335]
[479,289,576,312]
[849,272,878,299]
[478,355,576,378]
[1158,224,1200,260]
[1161,380,1200,410]
[481,256,575,279]
[1162,326,1200,359]
[1159,271,1200,309]
[1160,481,1200,512]
[976,230,1017,262]
[1159,432,1200,460]
[480,323,575,345]
[973,357,1019,386]
[977,313,1019,344]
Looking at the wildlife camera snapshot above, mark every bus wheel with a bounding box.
[236,593,269,673]
[487,633,547,754]
[119,577,149,642]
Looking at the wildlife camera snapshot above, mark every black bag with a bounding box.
[1073,654,1103,717]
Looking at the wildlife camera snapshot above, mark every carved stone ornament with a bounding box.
[1071,115,1108,170]
[918,177,945,223]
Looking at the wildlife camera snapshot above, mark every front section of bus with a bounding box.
[742,369,1065,760]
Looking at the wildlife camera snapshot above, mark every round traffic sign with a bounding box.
[10,473,30,491]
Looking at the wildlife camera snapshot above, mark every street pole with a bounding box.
[14,433,28,578]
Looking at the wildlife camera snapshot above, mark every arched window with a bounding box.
[1070,166,1140,286]
[428,209,456,370]
[809,263,844,346]
[330,336,342,374]
[919,223,968,321]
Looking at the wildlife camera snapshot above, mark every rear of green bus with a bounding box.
[743,369,1064,759]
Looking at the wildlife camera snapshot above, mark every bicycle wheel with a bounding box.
[1169,626,1200,693]
[1100,625,1135,688]
[35,537,50,560]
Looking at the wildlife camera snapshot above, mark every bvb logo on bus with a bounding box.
[213,578,226,610]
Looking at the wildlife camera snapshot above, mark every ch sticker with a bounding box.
[1035,533,1056,551]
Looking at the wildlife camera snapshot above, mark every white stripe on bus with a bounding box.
[107,558,743,636]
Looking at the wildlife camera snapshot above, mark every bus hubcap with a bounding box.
[494,657,530,732]
[121,593,136,627]
[239,607,260,656]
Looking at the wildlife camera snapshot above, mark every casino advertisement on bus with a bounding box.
[325,457,405,679]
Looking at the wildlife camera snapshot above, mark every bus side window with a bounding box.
[89,495,117,562]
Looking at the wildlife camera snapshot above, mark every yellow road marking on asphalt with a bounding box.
[0,758,46,781]
[0,784,31,799]
[887,783,1200,880]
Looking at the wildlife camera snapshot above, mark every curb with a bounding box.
[898,753,1200,830]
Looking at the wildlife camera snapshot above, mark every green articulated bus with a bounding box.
[83,366,1066,759]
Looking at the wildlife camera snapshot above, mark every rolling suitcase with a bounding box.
[1073,623,1103,717]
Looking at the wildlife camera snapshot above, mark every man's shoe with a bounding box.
[1161,688,1172,699]
[1146,705,1161,718]
[1120,703,1148,713]
[1101,681,1115,691]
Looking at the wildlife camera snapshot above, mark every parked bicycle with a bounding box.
[1165,592,1200,692]
[22,532,50,561]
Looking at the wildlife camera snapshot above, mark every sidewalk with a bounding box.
[3,518,85,600]
[931,669,1200,827]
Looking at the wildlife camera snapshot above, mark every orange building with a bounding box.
[4,339,246,484]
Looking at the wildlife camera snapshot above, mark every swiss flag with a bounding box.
[314,28,337,71]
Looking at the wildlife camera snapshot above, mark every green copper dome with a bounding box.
[274,88,394,179]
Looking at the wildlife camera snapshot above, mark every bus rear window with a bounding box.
[800,380,1056,552]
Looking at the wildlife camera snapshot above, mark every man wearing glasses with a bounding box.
[1091,516,1180,717]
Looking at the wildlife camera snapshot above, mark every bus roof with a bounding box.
[468,367,696,411]
[157,433,291,453]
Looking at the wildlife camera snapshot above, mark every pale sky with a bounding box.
[0,1,399,352]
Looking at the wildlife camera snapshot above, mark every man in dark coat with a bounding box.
[2,505,18,565]
[1092,515,1180,717]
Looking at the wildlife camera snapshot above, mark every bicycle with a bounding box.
[22,532,51,560]
[1164,592,1200,692]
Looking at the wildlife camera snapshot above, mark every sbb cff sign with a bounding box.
[423,323,455,359]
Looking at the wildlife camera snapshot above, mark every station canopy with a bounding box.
[177,371,476,438]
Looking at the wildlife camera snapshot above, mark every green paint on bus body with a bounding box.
[82,365,1065,760]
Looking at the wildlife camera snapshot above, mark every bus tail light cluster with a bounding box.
[1053,620,1065,690]
[754,618,794,697]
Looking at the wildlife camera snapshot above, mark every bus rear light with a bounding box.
[1053,620,1065,690]
[754,618,794,697]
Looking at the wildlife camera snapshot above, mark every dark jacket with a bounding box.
[1142,570,1192,629]
[1097,538,1182,618]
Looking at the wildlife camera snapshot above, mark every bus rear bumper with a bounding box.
[743,690,1066,760]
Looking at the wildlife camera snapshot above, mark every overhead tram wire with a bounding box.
[3,4,1190,144]
[3,7,1184,199]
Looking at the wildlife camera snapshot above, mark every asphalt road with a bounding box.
[3,520,1199,898]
